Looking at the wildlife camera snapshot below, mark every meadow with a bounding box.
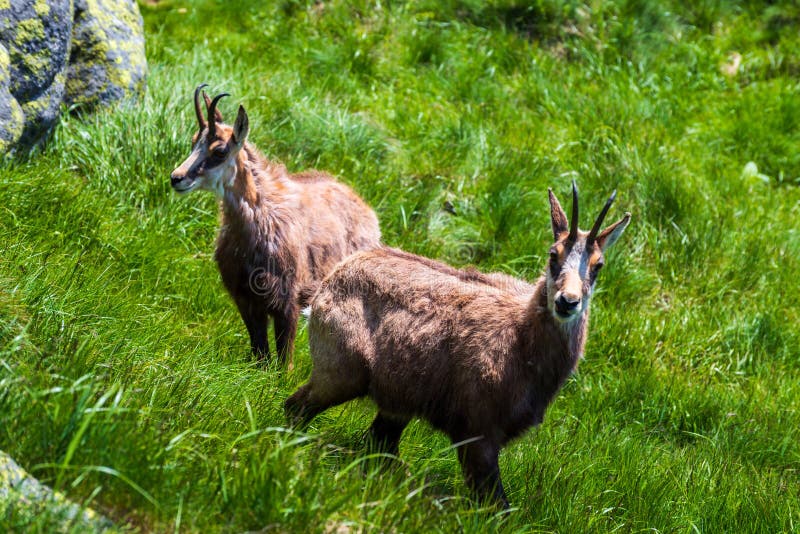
[1,0,799,531]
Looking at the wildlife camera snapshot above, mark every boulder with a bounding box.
[0,0,72,148]
[0,43,24,153]
[0,0,146,153]
[66,0,146,109]
[0,450,113,531]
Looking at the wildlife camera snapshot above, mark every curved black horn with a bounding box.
[194,83,208,131]
[587,190,617,244]
[208,92,230,137]
[568,180,579,241]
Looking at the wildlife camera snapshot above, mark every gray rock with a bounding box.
[0,43,24,153]
[66,0,146,109]
[0,0,73,103]
[0,0,146,153]
[0,0,72,150]
[0,450,114,531]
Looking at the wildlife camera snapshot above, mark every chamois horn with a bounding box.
[587,190,617,245]
[208,92,230,137]
[568,180,579,241]
[194,83,209,131]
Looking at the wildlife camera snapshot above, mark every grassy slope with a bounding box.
[1,0,799,531]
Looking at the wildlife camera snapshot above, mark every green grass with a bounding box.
[2,0,800,531]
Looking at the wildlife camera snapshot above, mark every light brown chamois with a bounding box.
[285,182,630,505]
[170,85,381,364]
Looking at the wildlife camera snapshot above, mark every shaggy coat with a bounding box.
[285,185,630,505]
[171,88,381,363]
[215,146,381,362]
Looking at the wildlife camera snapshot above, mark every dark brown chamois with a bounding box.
[285,182,630,505]
[170,85,381,365]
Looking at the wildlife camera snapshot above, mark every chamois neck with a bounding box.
[222,143,286,210]
[219,143,296,243]
[220,145,266,228]
[527,275,589,365]
[227,143,259,206]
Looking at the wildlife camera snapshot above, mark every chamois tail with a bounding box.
[298,280,322,308]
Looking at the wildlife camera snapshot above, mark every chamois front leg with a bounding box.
[456,438,508,507]
[284,381,352,426]
[274,305,298,366]
[234,297,270,360]
[367,412,410,457]
[285,363,369,426]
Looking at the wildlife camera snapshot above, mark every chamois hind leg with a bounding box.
[367,412,410,457]
[274,305,298,367]
[235,297,270,360]
[455,438,508,508]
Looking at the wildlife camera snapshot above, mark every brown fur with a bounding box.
[171,92,381,364]
[285,186,630,505]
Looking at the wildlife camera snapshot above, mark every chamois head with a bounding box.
[546,181,630,323]
[170,84,250,196]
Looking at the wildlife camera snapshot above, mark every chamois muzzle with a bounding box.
[554,293,581,318]
[170,168,197,192]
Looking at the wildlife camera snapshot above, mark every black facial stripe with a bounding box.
[207,147,230,167]
[549,260,561,278]
[188,156,206,177]
[206,157,224,169]
[589,263,602,284]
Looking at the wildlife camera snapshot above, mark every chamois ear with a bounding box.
[203,91,224,122]
[548,188,569,239]
[596,212,631,251]
[233,105,249,146]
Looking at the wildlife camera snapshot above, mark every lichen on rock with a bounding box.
[0,450,114,532]
[0,0,72,99]
[0,43,24,152]
[0,0,72,150]
[66,0,146,109]
[0,0,146,153]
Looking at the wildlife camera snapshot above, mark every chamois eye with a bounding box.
[212,147,228,158]
[549,249,558,261]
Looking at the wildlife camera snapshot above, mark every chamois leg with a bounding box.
[367,412,410,456]
[235,298,270,360]
[456,438,508,507]
[285,364,368,426]
[274,306,298,366]
[284,383,320,425]
[284,382,360,426]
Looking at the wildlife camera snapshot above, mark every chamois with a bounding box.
[285,183,630,505]
[170,85,381,364]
